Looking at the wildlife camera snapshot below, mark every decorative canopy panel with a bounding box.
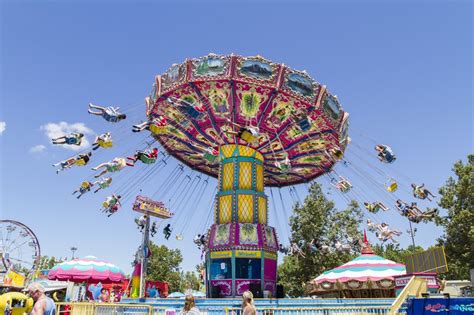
[313,254,406,285]
[149,54,349,187]
[207,223,279,253]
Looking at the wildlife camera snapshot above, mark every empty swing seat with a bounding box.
[386,180,398,192]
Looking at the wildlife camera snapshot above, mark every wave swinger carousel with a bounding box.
[146,53,349,297]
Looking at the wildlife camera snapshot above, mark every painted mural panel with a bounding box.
[239,223,259,246]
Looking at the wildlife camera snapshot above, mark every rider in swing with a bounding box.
[163,224,172,240]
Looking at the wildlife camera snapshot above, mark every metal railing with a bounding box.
[224,306,404,315]
[56,303,167,315]
[56,303,406,315]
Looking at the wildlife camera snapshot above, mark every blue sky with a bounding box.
[0,0,472,276]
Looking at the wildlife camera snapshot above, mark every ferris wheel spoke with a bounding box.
[4,237,21,252]
[5,228,14,244]
[0,230,12,253]
[9,256,34,267]
[5,239,30,254]
[1,257,9,270]
[0,229,5,251]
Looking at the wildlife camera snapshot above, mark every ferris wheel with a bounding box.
[0,220,41,278]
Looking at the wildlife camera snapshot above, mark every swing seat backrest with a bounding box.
[240,129,257,143]
[415,189,426,198]
[333,150,343,160]
[298,118,311,131]
[81,182,90,189]
[140,155,156,164]
[75,159,86,166]
[387,182,398,192]
[150,124,166,135]
[203,152,218,162]
[99,140,113,148]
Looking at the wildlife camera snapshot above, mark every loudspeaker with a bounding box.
[276,285,285,298]
[210,285,220,298]
[249,283,263,298]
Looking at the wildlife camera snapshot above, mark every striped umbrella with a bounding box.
[48,256,125,283]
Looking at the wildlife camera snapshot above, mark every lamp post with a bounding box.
[406,222,417,248]
[70,246,78,259]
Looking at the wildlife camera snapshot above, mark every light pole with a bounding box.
[139,216,150,298]
[70,247,78,259]
[406,221,417,248]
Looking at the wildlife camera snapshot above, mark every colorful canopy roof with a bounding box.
[48,256,125,283]
[313,253,406,284]
[148,54,350,187]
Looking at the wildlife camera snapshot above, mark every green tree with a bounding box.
[146,242,183,292]
[277,183,363,297]
[37,256,60,270]
[179,271,201,291]
[434,154,474,280]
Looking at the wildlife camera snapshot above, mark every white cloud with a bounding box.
[40,122,94,151]
[30,144,46,153]
[0,121,6,135]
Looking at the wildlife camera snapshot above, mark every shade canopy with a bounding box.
[48,256,125,283]
[308,234,406,298]
[167,292,185,298]
[313,253,406,284]
[32,280,69,292]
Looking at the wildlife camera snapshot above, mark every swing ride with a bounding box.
[47,53,441,299]
[141,54,349,297]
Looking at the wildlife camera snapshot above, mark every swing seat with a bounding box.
[298,118,311,132]
[341,187,351,193]
[98,140,113,148]
[107,165,119,172]
[332,149,343,160]
[275,161,291,173]
[140,156,157,164]
[81,182,90,189]
[185,107,205,119]
[149,124,166,135]
[239,129,257,143]
[280,164,291,172]
[100,182,111,189]
[176,234,183,241]
[75,159,87,166]
[386,181,398,192]
[366,206,379,213]
[102,201,110,208]
[203,152,218,162]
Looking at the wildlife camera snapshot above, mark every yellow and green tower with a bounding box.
[206,144,279,298]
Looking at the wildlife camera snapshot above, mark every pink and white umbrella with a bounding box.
[48,256,125,283]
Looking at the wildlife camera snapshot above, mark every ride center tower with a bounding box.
[207,144,278,297]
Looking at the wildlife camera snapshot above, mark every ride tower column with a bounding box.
[206,144,279,298]
[139,215,151,298]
